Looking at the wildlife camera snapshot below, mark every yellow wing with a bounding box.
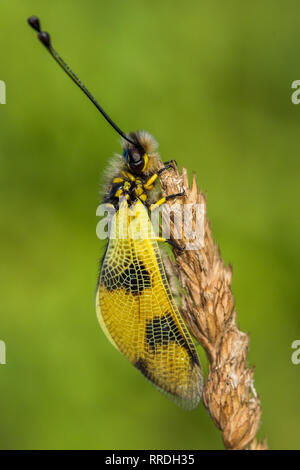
[96,199,203,409]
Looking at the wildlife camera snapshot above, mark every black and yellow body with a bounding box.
[96,131,203,409]
[27,18,203,409]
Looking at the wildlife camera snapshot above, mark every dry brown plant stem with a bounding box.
[157,162,267,450]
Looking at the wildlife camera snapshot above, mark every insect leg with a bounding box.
[154,236,185,251]
[144,161,177,191]
[163,159,177,166]
[157,160,177,176]
[144,173,159,190]
[165,191,185,201]
[149,191,185,212]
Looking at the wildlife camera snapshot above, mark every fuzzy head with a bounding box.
[122,131,159,175]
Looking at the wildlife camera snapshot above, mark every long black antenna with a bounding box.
[27,16,137,146]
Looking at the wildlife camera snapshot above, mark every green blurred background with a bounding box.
[1,0,300,450]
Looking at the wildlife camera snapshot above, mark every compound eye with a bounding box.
[122,149,129,162]
[131,152,142,164]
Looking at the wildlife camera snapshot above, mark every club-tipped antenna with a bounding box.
[27,16,138,147]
